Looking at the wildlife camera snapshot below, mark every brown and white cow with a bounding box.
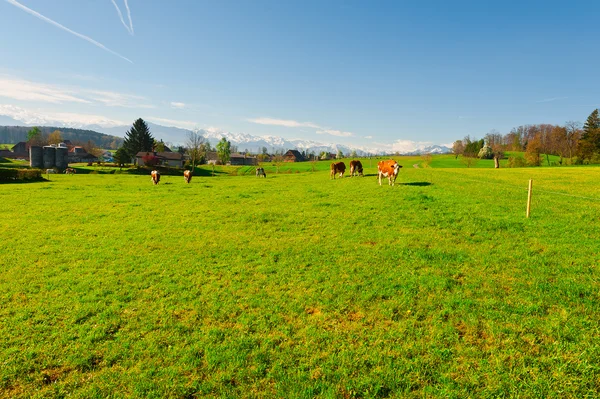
[349,160,363,177]
[151,170,161,185]
[256,167,266,178]
[184,170,192,184]
[377,159,402,186]
[330,162,346,179]
[64,167,76,175]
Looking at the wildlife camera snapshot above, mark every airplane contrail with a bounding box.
[4,0,133,63]
[110,0,134,35]
[124,0,134,35]
[110,0,130,34]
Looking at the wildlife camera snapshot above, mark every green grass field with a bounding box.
[1,164,600,398]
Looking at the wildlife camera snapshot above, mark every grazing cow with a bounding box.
[256,167,266,178]
[377,159,402,186]
[151,170,161,185]
[349,160,363,177]
[330,162,346,179]
[46,169,56,174]
[64,168,76,174]
[184,170,192,184]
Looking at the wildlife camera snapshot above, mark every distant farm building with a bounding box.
[206,151,219,165]
[0,149,12,159]
[69,146,98,163]
[284,150,305,162]
[229,153,258,166]
[10,142,30,159]
[135,151,185,168]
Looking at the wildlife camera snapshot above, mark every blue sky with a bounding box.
[1,0,599,151]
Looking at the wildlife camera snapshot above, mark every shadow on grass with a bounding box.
[401,181,433,187]
[0,178,46,184]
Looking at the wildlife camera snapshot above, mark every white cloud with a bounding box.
[0,104,127,127]
[248,116,354,138]
[146,117,199,130]
[0,76,154,108]
[316,129,353,138]
[170,102,186,109]
[0,77,90,104]
[5,0,133,63]
[364,135,373,139]
[536,96,568,103]
[87,90,154,108]
[391,139,434,153]
[248,117,320,129]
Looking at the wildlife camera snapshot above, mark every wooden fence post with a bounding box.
[526,179,533,218]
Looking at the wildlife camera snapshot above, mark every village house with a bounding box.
[11,142,29,159]
[229,153,258,166]
[135,151,185,168]
[284,150,305,162]
[205,151,219,165]
[0,149,12,159]
[69,146,98,163]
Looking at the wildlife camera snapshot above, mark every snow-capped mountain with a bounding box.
[0,109,451,155]
[402,145,452,156]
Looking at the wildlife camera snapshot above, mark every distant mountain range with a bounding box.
[0,114,451,155]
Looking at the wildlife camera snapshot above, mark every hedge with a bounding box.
[0,168,43,182]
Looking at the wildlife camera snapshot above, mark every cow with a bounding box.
[46,169,56,174]
[64,168,76,174]
[184,170,192,184]
[256,167,266,178]
[349,160,363,177]
[151,170,161,185]
[330,162,346,179]
[377,159,402,186]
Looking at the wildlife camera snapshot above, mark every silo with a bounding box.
[55,147,68,170]
[29,146,43,168]
[43,146,56,169]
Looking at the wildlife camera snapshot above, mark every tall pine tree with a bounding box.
[579,109,600,161]
[122,118,155,159]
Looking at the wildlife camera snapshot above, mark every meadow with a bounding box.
[1,161,600,398]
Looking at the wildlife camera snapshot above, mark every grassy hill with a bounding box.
[1,164,599,397]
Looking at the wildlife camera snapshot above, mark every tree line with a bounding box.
[0,125,123,150]
[452,109,600,167]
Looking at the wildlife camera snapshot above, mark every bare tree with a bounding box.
[452,140,464,159]
[536,124,554,166]
[564,121,582,163]
[549,125,568,165]
[47,130,63,145]
[525,132,542,166]
[492,144,504,168]
[484,129,503,148]
[186,131,206,170]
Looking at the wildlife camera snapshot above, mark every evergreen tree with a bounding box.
[579,109,600,161]
[583,109,600,133]
[114,147,130,167]
[122,118,155,159]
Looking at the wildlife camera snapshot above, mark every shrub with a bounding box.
[572,157,584,165]
[0,168,43,182]
[508,156,527,168]
[478,145,494,159]
[142,153,160,167]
